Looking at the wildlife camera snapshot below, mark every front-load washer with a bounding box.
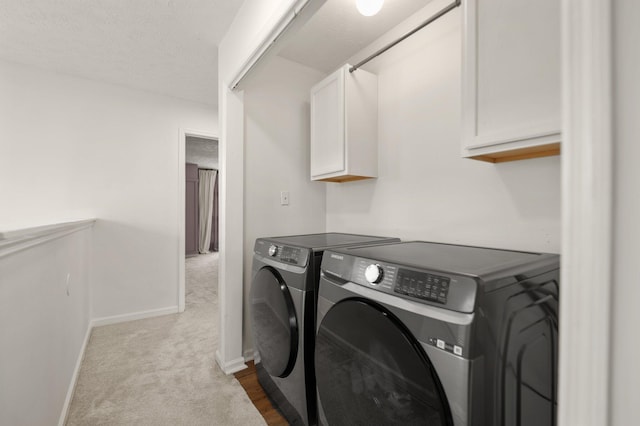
[315,241,559,426]
[250,233,400,425]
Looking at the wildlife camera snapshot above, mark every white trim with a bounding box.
[57,321,93,426]
[179,130,186,313]
[217,87,245,377]
[215,350,247,375]
[243,348,260,363]
[230,0,315,90]
[0,219,96,259]
[559,1,613,425]
[91,306,179,327]
[178,128,219,313]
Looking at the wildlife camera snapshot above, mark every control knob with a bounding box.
[365,264,384,284]
[268,244,278,257]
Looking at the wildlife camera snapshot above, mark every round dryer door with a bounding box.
[250,266,298,378]
[315,299,453,426]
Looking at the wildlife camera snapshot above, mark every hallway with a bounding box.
[65,253,264,425]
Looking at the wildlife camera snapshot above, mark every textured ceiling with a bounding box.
[186,136,218,169]
[0,0,432,106]
[0,0,243,106]
[279,0,432,73]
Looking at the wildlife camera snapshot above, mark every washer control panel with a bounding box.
[355,261,449,304]
[394,268,450,304]
[321,252,477,313]
[354,259,397,290]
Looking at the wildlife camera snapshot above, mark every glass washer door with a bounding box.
[315,298,453,426]
[250,266,298,378]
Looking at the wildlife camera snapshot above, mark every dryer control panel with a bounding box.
[254,239,309,267]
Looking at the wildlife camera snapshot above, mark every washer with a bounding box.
[250,233,400,425]
[315,241,559,426]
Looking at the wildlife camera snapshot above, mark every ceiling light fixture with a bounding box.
[356,0,384,17]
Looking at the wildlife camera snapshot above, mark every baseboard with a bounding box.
[243,348,260,363]
[215,350,248,375]
[58,320,93,426]
[91,306,179,327]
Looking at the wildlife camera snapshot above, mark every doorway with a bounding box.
[185,136,219,257]
[179,130,219,312]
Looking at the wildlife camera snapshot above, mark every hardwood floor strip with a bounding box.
[235,361,289,426]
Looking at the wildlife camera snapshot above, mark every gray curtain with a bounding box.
[198,169,217,254]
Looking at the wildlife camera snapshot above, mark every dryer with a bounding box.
[315,241,559,426]
[250,233,400,425]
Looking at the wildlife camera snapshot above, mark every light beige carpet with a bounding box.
[65,253,265,426]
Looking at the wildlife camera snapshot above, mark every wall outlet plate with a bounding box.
[280,191,289,206]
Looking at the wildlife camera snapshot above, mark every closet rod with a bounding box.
[349,0,461,73]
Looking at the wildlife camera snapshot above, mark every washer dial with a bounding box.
[365,264,384,284]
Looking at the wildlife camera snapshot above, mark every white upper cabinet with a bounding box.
[462,0,561,162]
[310,64,377,182]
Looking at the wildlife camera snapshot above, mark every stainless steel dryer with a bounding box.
[250,233,400,425]
[315,241,559,426]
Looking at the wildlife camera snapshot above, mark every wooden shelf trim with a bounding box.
[469,142,561,163]
[316,175,375,183]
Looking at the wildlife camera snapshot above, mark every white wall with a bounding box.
[611,0,640,423]
[325,1,561,253]
[0,228,92,425]
[0,60,218,319]
[242,56,326,354]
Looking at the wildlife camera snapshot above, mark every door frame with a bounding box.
[178,128,219,312]
[559,0,613,425]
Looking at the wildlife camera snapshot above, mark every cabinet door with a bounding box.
[462,0,561,160]
[310,67,345,178]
